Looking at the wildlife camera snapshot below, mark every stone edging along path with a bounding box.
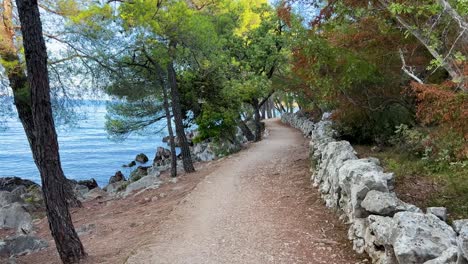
[281,112,468,264]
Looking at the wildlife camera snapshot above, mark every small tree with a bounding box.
[227,4,288,141]
[103,43,179,177]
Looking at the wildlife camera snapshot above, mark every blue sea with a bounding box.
[0,101,169,187]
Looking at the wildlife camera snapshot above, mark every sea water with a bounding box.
[0,101,169,187]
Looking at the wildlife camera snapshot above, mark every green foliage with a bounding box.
[105,100,165,140]
[389,124,427,155]
[456,0,468,15]
[389,3,441,16]
[389,123,467,169]
[334,104,414,143]
[229,74,271,103]
[68,3,114,39]
[423,130,467,169]
[362,146,468,219]
[194,103,238,142]
[67,0,290,144]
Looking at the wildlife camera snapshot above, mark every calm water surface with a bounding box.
[0,102,167,187]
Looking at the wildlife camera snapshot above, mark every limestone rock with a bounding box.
[124,174,161,196]
[427,207,448,222]
[282,111,467,264]
[364,215,398,264]
[109,171,125,184]
[368,215,394,246]
[314,141,357,208]
[352,173,393,218]
[146,166,161,178]
[129,166,149,182]
[153,147,172,166]
[347,218,367,254]
[312,120,334,139]
[458,225,468,262]
[192,142,216,162]
[316,141,357,182]
[0,191,23,207]
[0,177,38,192]
[321,112,333,120]
[82,188,107,201]
[453,220,468,234]
[392,212,457,263]
[19,186,43,210]
[361,190,420,216]
[73,184,89,198]
[104,181,127,194]
[339,159,394,219]
[423,246,458,264]
[0,203,32,234]
[10,186,27,197]
[0,235,48,257]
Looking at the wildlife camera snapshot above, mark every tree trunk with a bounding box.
[271,99,277,118]
[252,99,262,142]
[167,41,195,173]
[274,98,286,113]
[260,103,266,120]
[15,0,86,263]
[161,81,177,177]
[0,0,81,208]
[266,98,273,119]
[238,118,255,141]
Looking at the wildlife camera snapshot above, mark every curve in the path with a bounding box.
[126,119,368,264]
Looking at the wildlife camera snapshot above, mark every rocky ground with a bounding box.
[1,119,369,263]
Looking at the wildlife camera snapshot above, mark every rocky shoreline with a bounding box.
[282,112,468,264]
[101,126,250,198]
[0,124,254,260]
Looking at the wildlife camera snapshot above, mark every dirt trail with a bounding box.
[13,119,368,264]
[126,119,368,264]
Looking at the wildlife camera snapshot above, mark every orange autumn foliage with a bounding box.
[411,82,468,159]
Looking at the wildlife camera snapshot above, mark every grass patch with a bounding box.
[354,145,468,220]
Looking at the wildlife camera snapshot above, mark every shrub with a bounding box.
[194,103,237,143]
[389,124,427,156]
[334,102,414,144]
[411,82,467,162]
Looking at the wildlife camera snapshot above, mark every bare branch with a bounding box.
[399,49,423,84]
[437,0,468,31]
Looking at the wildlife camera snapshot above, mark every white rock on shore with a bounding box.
[0,203,33,234]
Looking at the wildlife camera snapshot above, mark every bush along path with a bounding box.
[126,119,368,264]
[282,112,468,264]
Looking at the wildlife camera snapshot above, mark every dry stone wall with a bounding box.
[282,112,468,264]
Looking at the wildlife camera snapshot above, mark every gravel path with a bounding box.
[126,119,368,264]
